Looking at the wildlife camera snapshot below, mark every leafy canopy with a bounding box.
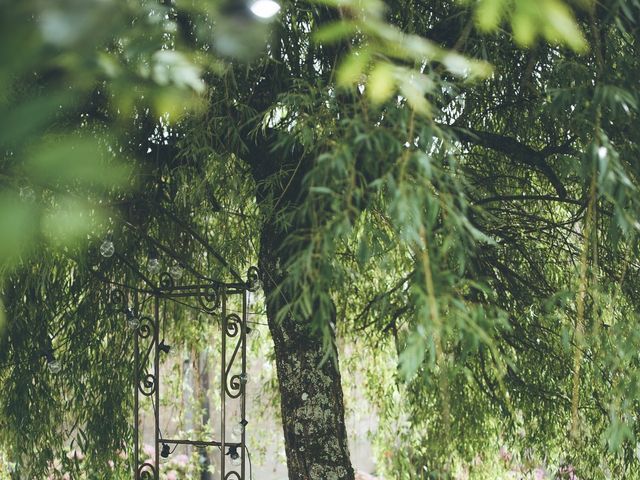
[2,0,640,478]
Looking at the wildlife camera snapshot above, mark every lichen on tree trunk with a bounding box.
[259,229,354,480]
[249,131,355,480]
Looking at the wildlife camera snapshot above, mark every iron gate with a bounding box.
[109,265,259,480]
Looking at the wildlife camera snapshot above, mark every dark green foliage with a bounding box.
[3,0,640,478]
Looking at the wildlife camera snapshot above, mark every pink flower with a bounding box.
[558,465,579,480]
[117,449,128,459]
[66,449,84,461]
[499,446,513,464]
[108,460,115,469]
[174,454,189,466]
[533,467,546,480]
[166,469,179,480]
[143,444,155,458]
[454,467,469,480]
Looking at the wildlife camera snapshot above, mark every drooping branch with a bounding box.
[452,126,574,198]
[473,194,583,206]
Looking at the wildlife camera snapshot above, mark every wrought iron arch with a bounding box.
[108,255,259,480]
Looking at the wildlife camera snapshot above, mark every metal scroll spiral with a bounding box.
[246,266,260,292]
[224,313,244,399]
[110,288,126,309]
[225,472,241,480]
[159,272,174,291]
[138,373,156,397]
[137,315,155,339]
[137,315,156,397]
[198,285,220,312]
[137,462,156,479]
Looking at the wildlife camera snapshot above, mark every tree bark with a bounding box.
[248,133,354,480]
[259,223,354,480]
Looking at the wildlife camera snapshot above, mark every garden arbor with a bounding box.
[104,240,260,480]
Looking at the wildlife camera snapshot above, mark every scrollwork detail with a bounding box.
[227,374,242,398]
[224,314,244,399]
[137,462,156,479]
[198,285,220,312]
[137,315,155,339]
[159,272,174,291]
[110,288,125,307]
[138,373,156,397]
[225,314,242,338]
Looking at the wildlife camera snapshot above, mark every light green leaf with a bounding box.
[152,50,205,93]
[542,0,587,52]
[337,49,372,86]
[399,331,428,379]
[0,194,38,269]
[24,135,131,189]
[398,75,431,114]
[441,53,493,79]
[310,186,337,195]
[41,196,106,246]
[313,21,358,44]
[475,0,507,31]
[511,10,536,47]
[367,62,395,104]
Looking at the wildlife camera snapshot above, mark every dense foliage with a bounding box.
[2,0,640,478]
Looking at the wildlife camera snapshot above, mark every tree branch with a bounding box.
[452,126,571,198]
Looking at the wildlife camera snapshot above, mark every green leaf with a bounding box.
[0,194,38,269]
[357,237,370,264]
[511,10,536,47]
[398,73,431,114]
[475,0,507,31]
[310,186,336,195]
[41,196,107,246]
[337,49,372,87]
[541,0,587,52]
[0,91,73,148]
[23,135,131,190]
[313,21,358,44]
[399,331,428,379]
[367,62,395,104]
[441,53,493,79]
[152,50,205,93]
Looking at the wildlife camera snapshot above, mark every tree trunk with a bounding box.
[259,222,354,480]
[249,132,354,480]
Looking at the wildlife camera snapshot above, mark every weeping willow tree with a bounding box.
[2,0,640,478]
